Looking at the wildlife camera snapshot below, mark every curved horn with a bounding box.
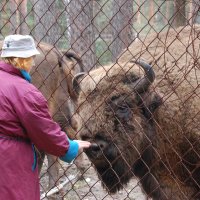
[63,50,84,72]
[72,72,87,94]
[134,60,155,93]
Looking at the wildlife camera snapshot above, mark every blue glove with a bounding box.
[60,139,79,163]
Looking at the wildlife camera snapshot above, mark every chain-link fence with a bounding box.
[0,0,200,200]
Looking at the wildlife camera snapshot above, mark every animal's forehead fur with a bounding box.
[79,63,144,96]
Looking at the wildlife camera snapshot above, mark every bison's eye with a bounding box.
[115,103,131,120]
[117,104,129,113]
[106,95,132,121]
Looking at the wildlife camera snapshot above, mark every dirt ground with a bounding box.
[40,153,147,200]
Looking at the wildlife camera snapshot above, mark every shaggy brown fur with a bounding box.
[74,26,200,200]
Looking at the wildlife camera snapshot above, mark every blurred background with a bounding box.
[1,0,199,69]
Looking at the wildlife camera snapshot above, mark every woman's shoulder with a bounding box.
[9,77,47,105]
[19,81,47,103]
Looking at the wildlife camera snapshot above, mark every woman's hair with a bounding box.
[3,57,32,71]
[3,57,17,67]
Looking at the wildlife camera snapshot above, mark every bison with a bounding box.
[72,26,200,200]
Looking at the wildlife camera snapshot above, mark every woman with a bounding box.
[0,35,91,200]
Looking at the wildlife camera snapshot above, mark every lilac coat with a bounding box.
[0,61,69,200]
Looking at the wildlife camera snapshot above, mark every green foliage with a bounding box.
[27,1,35,31]
[1,0,200,65]
[96,38,112,65]
[132,0,175,36]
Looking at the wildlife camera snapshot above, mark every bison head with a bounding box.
[73,60,162,193]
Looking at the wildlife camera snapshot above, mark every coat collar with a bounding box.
[0,61,22,77]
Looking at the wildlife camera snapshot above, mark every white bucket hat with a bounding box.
[1,35,40,58]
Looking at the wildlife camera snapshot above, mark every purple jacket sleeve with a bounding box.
[15,89,69,157]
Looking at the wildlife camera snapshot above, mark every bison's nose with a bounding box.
[90,140,108,152]
[90,143,100,152]
[85,140,109,160]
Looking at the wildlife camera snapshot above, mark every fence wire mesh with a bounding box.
[0,0,200,200]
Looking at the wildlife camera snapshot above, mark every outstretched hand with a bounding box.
[74,140,91,150]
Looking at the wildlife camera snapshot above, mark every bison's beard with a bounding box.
[85,141,135,193]
[94,156,133,193]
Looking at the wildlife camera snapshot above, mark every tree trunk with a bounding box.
[136,0,141,25]
[33,0,61,45]
[0,0,18,37]
[149,0,155,20]
[17,0,29,34]
[67,0,96,71]
[172,0,186,28]
[0,1,5,38]
[188,0,199,25]
[165,0,170,23]
[6,0,18,34]
[110,0,133,62]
